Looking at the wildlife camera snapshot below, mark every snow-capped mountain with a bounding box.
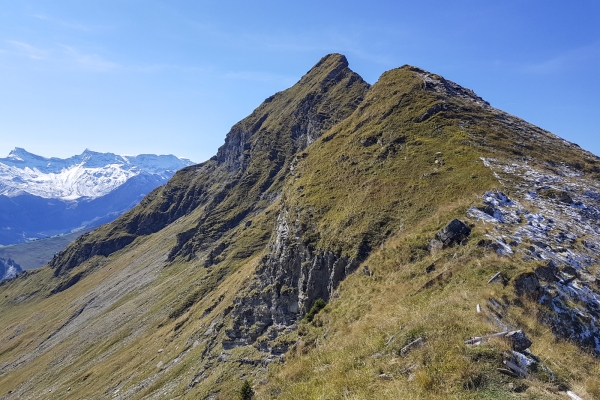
[0,148,195,246]
[0,258,22,281]
[0,148,193,200]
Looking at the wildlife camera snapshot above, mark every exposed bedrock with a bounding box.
[225,210,358,350]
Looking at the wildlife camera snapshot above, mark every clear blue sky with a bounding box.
[1,1,599,162]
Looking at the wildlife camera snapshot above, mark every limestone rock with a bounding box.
[534,262,559,282]
[561,266,578,277]
[224,210,359,351]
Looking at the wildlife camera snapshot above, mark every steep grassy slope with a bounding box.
[0,54,369,399]
[1,56,600,400]
[254,67,600,399]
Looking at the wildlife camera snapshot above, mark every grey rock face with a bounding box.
[225,210,358,351]
[416,102,447,122]
[534,262,560,282]
[514,273,543,301]
[505,330,533,352]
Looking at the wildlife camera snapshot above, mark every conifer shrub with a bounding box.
[239,380,254,400]
[304,298,326,322]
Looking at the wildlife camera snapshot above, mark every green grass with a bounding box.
[259,230,599,399]
[253,66,600,399]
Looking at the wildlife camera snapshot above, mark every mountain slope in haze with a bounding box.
[1,55,600,400]
[0,149,194,245]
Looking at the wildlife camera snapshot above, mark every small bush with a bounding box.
[304,298,326,322]
[239,380,254,400]
[415,370,435,391]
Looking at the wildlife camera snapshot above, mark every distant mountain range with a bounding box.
[0,148,194,245]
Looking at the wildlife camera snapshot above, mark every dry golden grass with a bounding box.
[258,215,599,399]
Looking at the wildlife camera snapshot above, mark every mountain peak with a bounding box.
[312,53,348,70]
[297,53,353,88]
[215,53,368,172]
[7,147,40,162]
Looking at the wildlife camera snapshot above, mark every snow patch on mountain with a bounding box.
[0,258,23,281]
[0,148,194,200]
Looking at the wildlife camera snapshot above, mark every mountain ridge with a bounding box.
[48,53,369,274]
[1,54,599,399]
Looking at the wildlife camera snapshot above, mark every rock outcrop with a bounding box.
[225,210,359,350]
[469,159,600,355]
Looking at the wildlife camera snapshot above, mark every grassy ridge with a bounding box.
[49,53,369,275]
[283,66,500,259]
[257,66,600,398]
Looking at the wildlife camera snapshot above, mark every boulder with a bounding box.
[514,273,543,301]
[561,266,578,277]
[534,261,559,282]
[425,263,436,274]
[505,330,532,352]
[429,219,471,253]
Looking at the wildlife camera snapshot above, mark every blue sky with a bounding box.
[1,1,599,162]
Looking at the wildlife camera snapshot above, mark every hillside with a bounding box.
[0,54,599,400]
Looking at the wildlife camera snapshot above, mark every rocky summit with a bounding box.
[1,54,599,399]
